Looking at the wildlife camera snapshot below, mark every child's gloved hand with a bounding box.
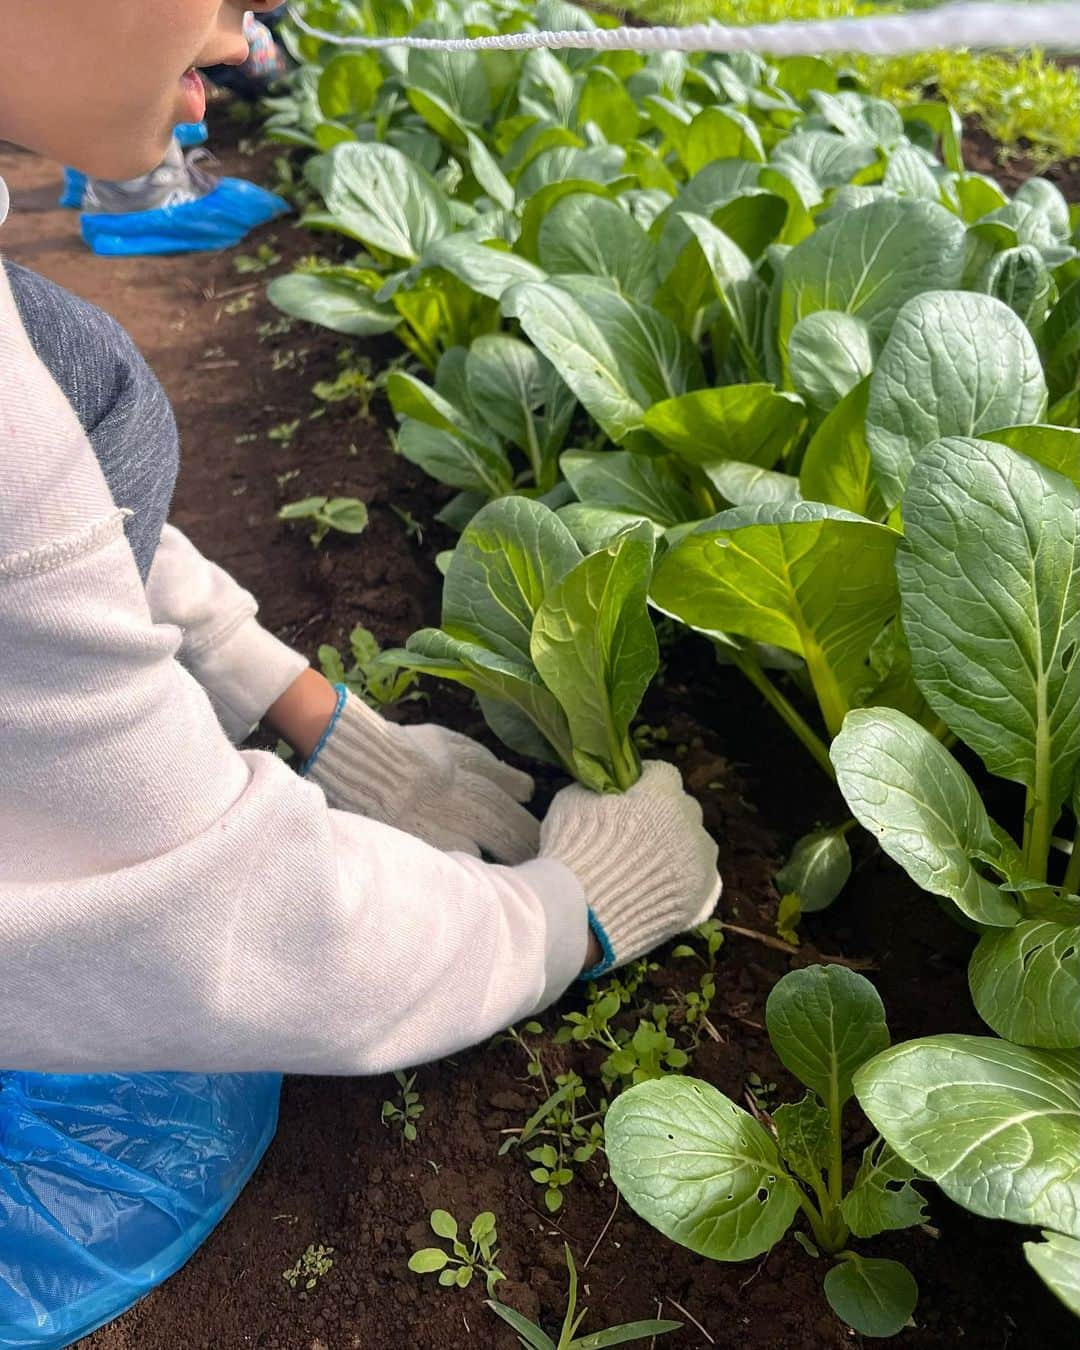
[539,762,721,978]
[305,691,540,863]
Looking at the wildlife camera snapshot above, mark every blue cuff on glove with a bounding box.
[579,909,616,982]
[298,683,348,777]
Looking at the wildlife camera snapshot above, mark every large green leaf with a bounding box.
[317,51,382,119]
[899,437,1080,834]
[765,965,890,1109]
[464,335,572,489]
[644,385,806,469]
[831,707,1022,928]
[978,245,1056,332]
[774,828,852,914]
[823,1256,918,1339]
[866,292,1047,507]
[854,1034,1080,1237]
[267,273,399,337]
[395,420,512,497]
[1041,279,1080,403]
[840,1138,928,1238]
[652,503,898,736]
[605,1076,801,1262]
[656,214,767,365]
[318,142,454,262]
[799,380,883,519]
[537,194,658,298]
[396,629,572,767]
[576,66,639,145]
[788,311,874,414]
[561,450,697,527]
[1025,1231,1080,1317]
[983,424,1080,492]
[423,235,546,301]
[440,497,581,663]
[505,280,700,444]
[532,524,658,791]
[777,199,967,374]
[969,920,1080,1049]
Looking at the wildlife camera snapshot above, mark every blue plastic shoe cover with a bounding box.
[174,122,209,148]
[58,170,87,210]
[0,1070,281,1350]
[80,179,290,257]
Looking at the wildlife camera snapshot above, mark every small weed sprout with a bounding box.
[268,418,301,446]
[408,1210,504,1295]
[278,496,368,548]
[282,1243,334,1295]
[381,1070,423,1143]
[672,917,725,969]
[488,1244,681,1348]
[313,349,406,420]
[233,243,281,275]
[501,1024,606,1213]
[318,625,421,708]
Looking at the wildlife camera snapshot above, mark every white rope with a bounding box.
[286,0,1080,54]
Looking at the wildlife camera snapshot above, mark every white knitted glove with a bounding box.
[540,761,721,978]
[305,691,540,864]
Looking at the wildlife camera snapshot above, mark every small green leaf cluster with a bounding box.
[318,623,421,708]
[606,964,924,1338]
[501,1024,606,1213]
[488,1243,681,1349]
[278,494,369,548]
[282,1243,335,1295]
[408,1209,505,1295]
[380,1069,424,1143]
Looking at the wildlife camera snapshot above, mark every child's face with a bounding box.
[0,1,276,179]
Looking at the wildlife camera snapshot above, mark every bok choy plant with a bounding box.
[832,434,1080,1052]
[605,965,925,1339]
[385,497,658,793]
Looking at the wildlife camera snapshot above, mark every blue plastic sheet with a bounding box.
[0,1071,280,1349]
[80,179,289,257]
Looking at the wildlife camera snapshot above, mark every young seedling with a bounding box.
[278,495,368,548]
[408,1210,505,1295]
[606,965,925,1340]
[487,1244,681,1349]
[318,624,420,708]
[282,1243,334,1295]
[268,418,301,445]
[501,1024,605,1214]
[381,1070,423,1143]
[233,242,282,275]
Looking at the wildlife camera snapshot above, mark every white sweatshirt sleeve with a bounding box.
[145,524,309,742]
[0,266,588,1075]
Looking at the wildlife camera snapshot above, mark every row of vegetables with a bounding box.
[264,0,1080,1336]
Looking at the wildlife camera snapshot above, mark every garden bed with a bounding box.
[1,101,1073,1348]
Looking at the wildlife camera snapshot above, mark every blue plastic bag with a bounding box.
[0,1071,280,1349]
[80,179,289,257]
[57,170,86,210]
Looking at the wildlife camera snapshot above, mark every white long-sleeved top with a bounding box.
[0,232,587,1074]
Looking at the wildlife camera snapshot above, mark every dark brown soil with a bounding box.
[1,99,1076,1350]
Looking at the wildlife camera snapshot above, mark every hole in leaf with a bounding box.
[1063,641,1077,672]
[885,1179,906,1193]
[756,1188,769,1204]
[1021,944,1045,970]
[1062,945,1078,962]
[667,1134,675,1141]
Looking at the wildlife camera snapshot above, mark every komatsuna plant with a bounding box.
[832,434,1080,1053]
[385,497,658,793]
[853,1034,1080,1321]
[605,965,925,1339]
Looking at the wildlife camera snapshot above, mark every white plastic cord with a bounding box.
[286,0,1080,54]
